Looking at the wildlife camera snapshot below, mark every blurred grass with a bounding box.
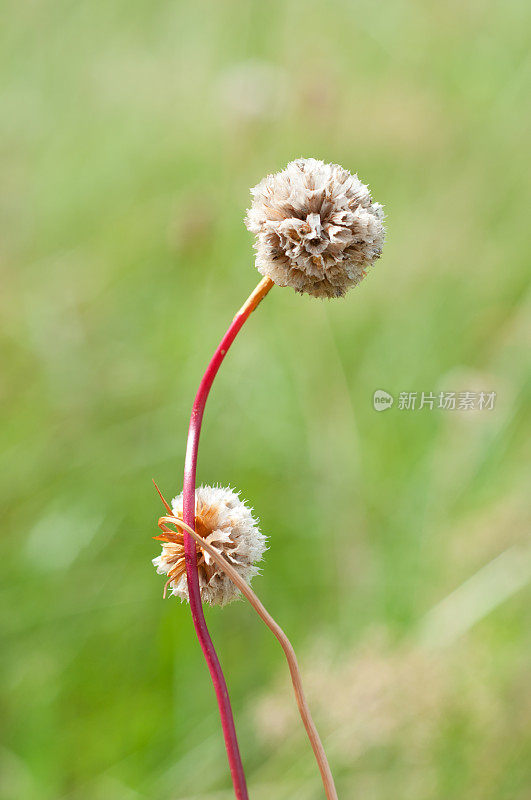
[1,1,530,798]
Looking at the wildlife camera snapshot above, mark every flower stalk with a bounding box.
[181,276,273,799]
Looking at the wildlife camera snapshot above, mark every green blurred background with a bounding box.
[2,1,530,798]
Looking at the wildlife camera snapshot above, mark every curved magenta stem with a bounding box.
[182,276,273,799]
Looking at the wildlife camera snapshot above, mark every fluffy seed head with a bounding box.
[245,157,385,298]
[153,485,266,606]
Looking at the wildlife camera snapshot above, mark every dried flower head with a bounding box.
[245,157,385,298]
[153,485,266,606]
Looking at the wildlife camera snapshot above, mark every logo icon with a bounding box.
[373,389,394,411]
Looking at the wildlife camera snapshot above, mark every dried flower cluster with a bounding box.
[151,156,384,800]
[153,485,266,606]
[245,158,385,298]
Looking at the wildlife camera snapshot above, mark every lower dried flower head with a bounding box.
[245,157,385,299]
[153,485,266,606]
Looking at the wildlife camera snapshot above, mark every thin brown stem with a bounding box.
[166,514,339,800]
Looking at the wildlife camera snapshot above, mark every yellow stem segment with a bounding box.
[233,276,274,321]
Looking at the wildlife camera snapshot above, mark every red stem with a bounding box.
[182,277,273,799]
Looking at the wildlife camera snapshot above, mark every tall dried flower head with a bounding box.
[153,485,266,606]
[245,157,385,298]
